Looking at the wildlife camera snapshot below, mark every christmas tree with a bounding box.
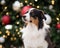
[0,0,60,48]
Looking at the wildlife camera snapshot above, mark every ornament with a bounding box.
[0,37,5,43]
[21,5,32,16]
[56,24,60,29]
[12,1,21,11]
[49,5,53,10]
[44,21,50,29]
[44,14,52,24]
[1,15,10,25]
[5,25,12,29]
[1,0,5,5]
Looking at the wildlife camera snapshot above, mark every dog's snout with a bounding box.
[30,20,32,22]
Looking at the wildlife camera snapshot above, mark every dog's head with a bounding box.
[22,8,47,29]
[29,9,46,29]
[22,8,35,23]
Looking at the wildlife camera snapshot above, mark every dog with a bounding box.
[21,8,54,48]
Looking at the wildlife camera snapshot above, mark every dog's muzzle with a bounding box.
[22,12,31,22]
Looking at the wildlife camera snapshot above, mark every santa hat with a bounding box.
[21,5,32,16]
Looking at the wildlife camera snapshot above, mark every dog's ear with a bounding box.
[39,10,46,20]
[30,9,46,20]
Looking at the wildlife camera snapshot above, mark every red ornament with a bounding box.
[1,15,11,25]
[56,24,60,29]
[21,5,32,16]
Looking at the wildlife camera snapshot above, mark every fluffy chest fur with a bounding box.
[21,23,49,48]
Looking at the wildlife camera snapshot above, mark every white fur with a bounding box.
[21,22,49,48]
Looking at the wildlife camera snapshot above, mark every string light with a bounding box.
[17,32,20,35]
[4,6,7,10]
[6,12,9,15]
[20,2,23,7]
[35,0,38,2]
[33,4,35,6]
[20,2,23,5]
[51,0,55,5]
[25,0,28,3]
[0,45,2,48]
[11,37,14,41]
[11,37,16,41]
[19,35,21,37]
[6,30,10,33]
[30,2,32,5]
[16,21,19,25]
[7,33,10,36]
[56,17,59,21]
[16,29,19,32]
[6,30,10,36]
[14,37,16,40]
[16,15,19,18]
[0,31,2,34]
[19,27,23,30]
[37,6,40,8]
[12,34,15,37]
[3,35,7,38]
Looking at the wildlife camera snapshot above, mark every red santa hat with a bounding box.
[21,5,32,16]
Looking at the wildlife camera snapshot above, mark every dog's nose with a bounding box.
[30,20,32,22]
